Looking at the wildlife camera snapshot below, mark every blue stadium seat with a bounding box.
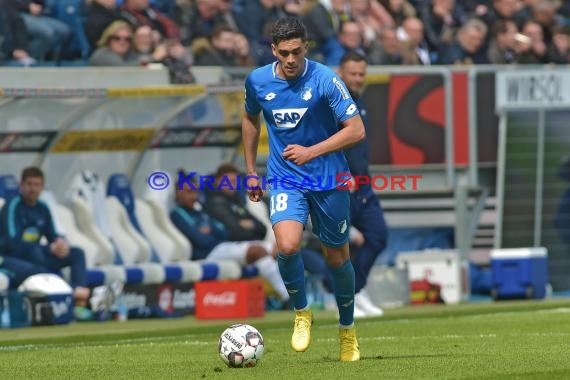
[67,170,162,285]
[107,173,186,283]
[107,173,161,263]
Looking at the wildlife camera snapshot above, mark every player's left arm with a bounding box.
[282,114,365,165]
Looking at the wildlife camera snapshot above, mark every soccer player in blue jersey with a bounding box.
[241,17,365,361]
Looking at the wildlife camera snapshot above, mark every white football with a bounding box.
[218,324,265,368]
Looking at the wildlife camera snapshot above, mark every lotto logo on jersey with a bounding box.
[272,108,308,128]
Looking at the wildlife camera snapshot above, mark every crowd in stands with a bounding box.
[0,0,569,77]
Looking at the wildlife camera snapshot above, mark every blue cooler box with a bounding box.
[491,247,548,300]
[18,274,74,325]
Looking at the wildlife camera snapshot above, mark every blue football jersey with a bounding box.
[244,58,359,190]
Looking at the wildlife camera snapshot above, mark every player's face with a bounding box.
[272,38,308,80]
[20,176,44,205]
[338,60,367,94]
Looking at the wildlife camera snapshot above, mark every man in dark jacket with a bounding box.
[339,51,388,318]
[0,0,35,65]
[0,166,90,319]
[205,163,267,242]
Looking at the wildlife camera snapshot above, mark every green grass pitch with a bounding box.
[1,299,570,379]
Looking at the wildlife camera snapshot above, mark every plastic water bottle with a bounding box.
[1,293,11,329]
[312,277,325,311]
[306,275,325,311]
[305,276,315,308]
[117,295,128,322]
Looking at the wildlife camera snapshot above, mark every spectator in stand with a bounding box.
[217,0,240,32]
[513,0,539,26]
[14,0,72,62]
[233,0,287,65]
[348,0,395,46]
[161,41,196,83]
[233,32,256,67]
[398,17,431,64]
[132,24,196,83]
[173,0,224,46]
[548,25,570,63]
[517,19,548,63]
[192,23,240,66]
[559,0,570,19]
[120,0,180,41]
[0,0,36,66]
[84,0,122,53]
[438,18,489,64]
[0,167,91,320]
[88,20,139,66]
[419,0,466,53]
[233,0,286,45]
[285,0,340,63]
[366,26,403,65]
[324,0,351,33]
[324,20,366,66]
[378,0,417,26]
[132,24,158,63]
[531,0,565,44]
[477,0,521,31]
[487,19,520,63]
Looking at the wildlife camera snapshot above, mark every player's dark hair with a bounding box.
[21,166,44,182]
[271,17,307,45]
[340,50,368,66]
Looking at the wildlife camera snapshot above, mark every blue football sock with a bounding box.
[330,259,355,326]
[277,252,308,310]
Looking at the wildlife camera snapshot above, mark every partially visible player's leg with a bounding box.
[310,189,360,361]
[270,186,312,352]
[208,241,289,301]
[351,195,388,317]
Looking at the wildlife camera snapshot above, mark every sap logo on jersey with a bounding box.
[272,108,308,128]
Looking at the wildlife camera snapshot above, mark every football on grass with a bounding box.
[218,324,265,368]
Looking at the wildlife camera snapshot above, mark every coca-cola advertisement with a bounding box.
[194,279,265,320]
[202,291,238,307]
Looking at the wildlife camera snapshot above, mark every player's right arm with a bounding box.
[242,112,260,178]
[242,74,264,202]
[242,113,264,202]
